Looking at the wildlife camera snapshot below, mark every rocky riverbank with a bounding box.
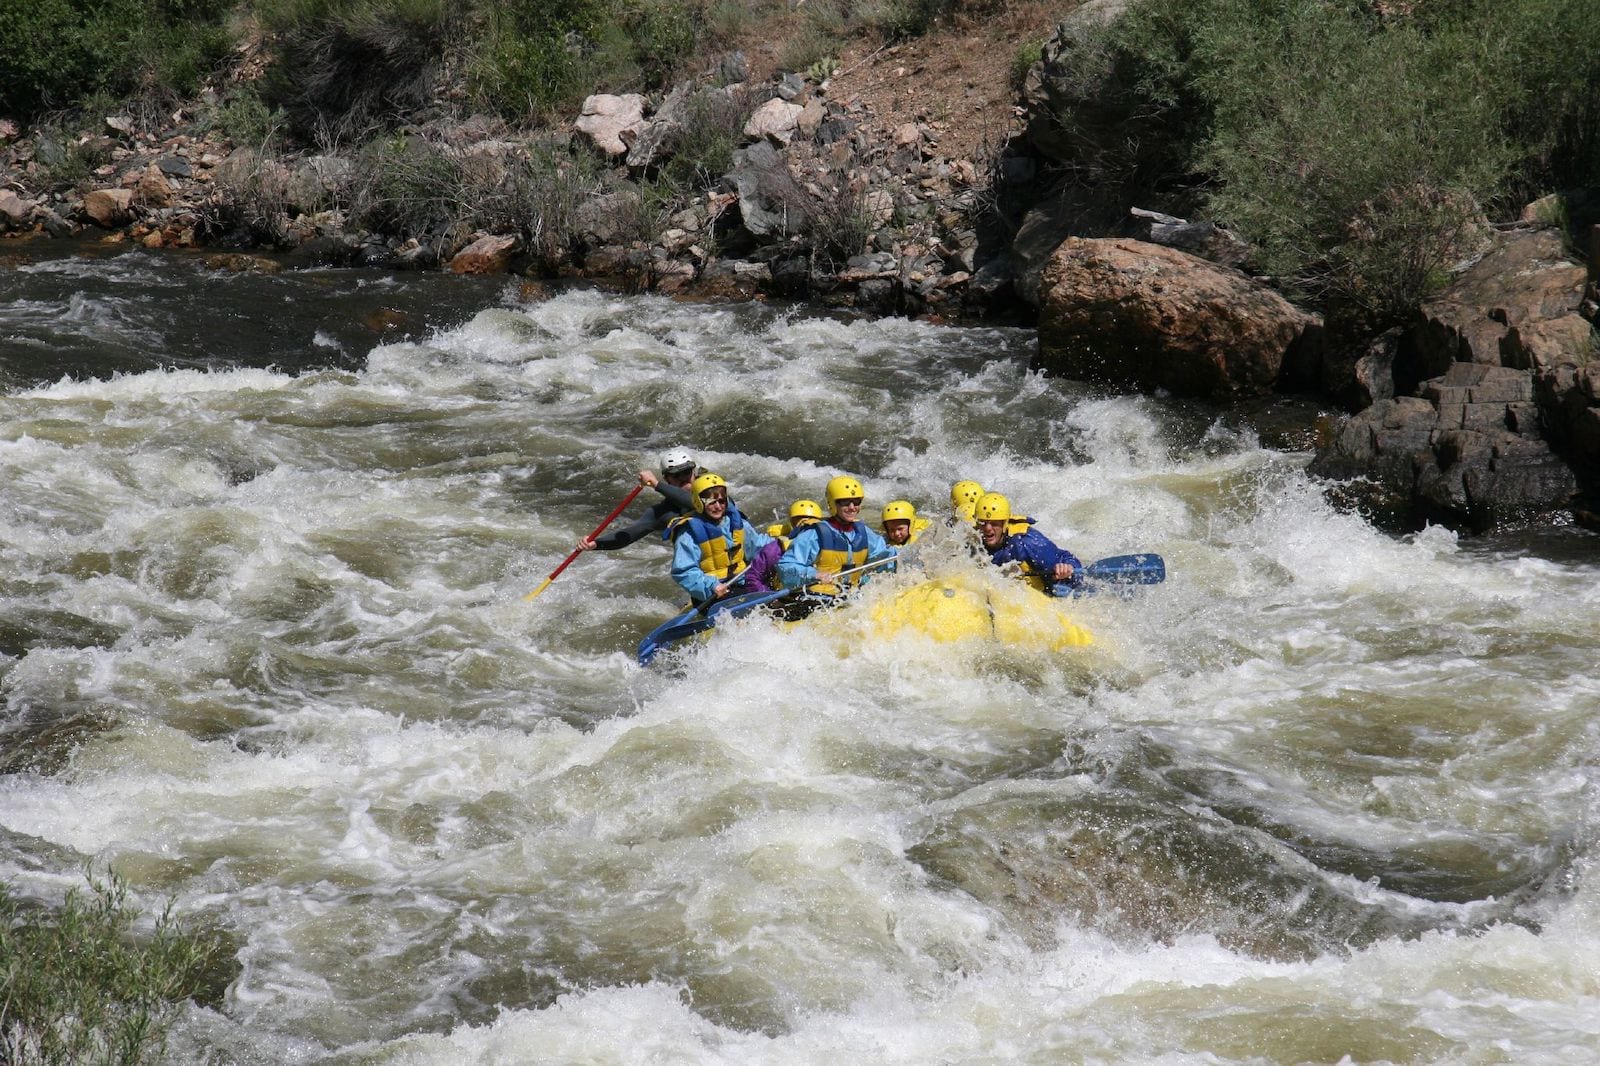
[4,1,1599,535]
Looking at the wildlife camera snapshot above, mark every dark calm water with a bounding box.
[2,246,1599,1064]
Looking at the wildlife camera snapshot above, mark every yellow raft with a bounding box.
[860,570,1093,651]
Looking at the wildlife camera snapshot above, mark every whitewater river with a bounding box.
[2,247,1599,1064]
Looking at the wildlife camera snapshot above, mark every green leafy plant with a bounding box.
[0,869,224,1066]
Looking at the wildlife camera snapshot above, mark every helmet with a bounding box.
[690,472,728,513]
[789,499,824,523]
[825,475,866,514]
[661,448,695,475]
[880,500,916,526]
[950,480,984,509]
[974,492,1011,523]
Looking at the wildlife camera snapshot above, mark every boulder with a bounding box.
[574,94,648,157]
[448,233,518,274]
[1036,237,1323,399]
[1313,226,1597,529]
[743,98,804,145]
[1400,228,1588,392]
[81,188,134,228]
[0,189,33,230]
[1310,362,1580,530]
[1020,0,1133,166]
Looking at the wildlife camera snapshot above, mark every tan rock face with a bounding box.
[448,234,518,275]
[574,94,648,157]
[1036,237,1322,399]
[82,188,134,228]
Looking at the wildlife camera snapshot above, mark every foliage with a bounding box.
[0,0,234,124]
[1050,0,1600,329]
[469,0,705,121]
[661,88,756,193]
[211,87,290,149]
[344,133,608,264]
[0,869,222,1066]
[258,0,459,146]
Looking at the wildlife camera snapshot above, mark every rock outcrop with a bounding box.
[1035,237,1323,399]
[1310,226,1598,530]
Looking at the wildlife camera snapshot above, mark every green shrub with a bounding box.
[260,0,459,145]
[0,0,236,124]
[1046,0,1598,328]
[661,88,755,193]
[471,0,707,120]
[0,869,223,1066]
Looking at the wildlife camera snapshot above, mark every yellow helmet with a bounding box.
[825,475,866,514]
[789,499,824,523]
[690,472,728,513]
[950,480,984,510]
[880,500,916,526]
[974,492,1011,523]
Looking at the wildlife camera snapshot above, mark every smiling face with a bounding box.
[699,486,728,520]
[833,497,863,523]
[978,518,1006,550]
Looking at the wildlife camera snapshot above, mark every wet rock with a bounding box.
[1037,236,1324,399]
[909,791,1450,961]
[1314,227,1597,529]
[1311,363,1579,530]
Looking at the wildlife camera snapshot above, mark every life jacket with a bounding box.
[811,518,872,586]
[989,532,1049,592]
[667,505,750,580]
[765,515,820,547]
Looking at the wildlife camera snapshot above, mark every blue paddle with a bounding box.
[1052,553,1166,597]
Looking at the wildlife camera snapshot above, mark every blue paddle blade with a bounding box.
[1051,553,1167,598]
[1084,553,1166,584]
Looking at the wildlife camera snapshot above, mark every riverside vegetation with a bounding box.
[0,868,226,1065]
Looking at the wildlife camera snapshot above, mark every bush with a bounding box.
[661,87,756,193]
[259,0,459,145]
[0,869,223,1065]
[470,0,705,120]
[1052,0,1597,328]
[0,0,234,124]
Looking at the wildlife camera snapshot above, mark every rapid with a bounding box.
[2,248,1599,1064]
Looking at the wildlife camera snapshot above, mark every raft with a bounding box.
[635,553,1162,664]
[864,570,1094,650]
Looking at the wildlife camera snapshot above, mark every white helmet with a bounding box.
[660,448,695,475]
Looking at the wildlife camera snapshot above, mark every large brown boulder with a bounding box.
[1036,237,1322,399]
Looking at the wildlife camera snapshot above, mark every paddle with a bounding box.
[1085,553,1166,584]
[523,483,645,602]
[1051,553,1166,597]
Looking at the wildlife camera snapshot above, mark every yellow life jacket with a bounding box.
[668,508,748,580]
[812,519,871,585]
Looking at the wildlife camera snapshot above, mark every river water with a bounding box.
[2,247,1599,1064]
